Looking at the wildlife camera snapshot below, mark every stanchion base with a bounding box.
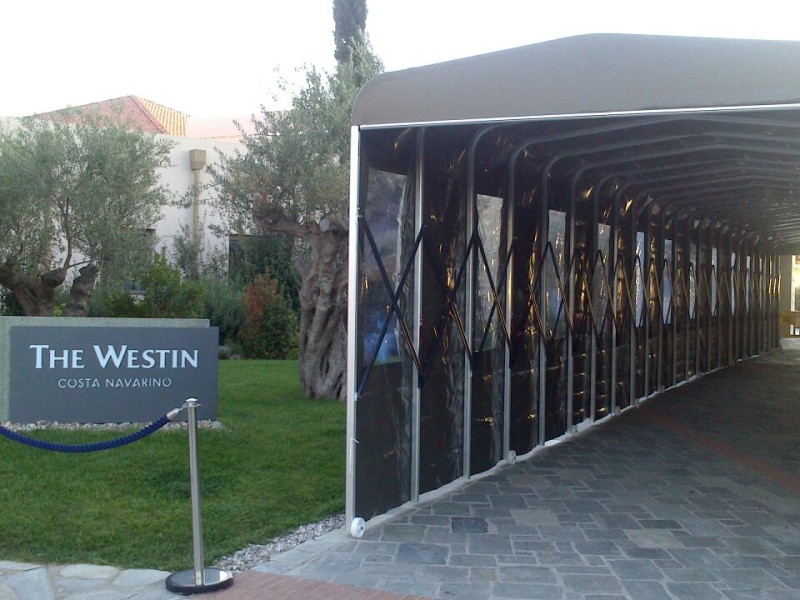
[165,568,233,595]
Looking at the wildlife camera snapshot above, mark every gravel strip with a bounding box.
[213,514,345,573]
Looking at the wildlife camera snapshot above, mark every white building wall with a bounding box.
[155,135,244,269]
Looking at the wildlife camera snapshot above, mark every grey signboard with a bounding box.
[9,326,219,423]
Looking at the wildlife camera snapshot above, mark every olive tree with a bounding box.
[0,115,174,316]
[209,0,380,399]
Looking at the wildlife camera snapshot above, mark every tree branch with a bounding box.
[62,213,74,273]
[255,207,315,240]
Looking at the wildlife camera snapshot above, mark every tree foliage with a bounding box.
[228,233,301,313]
[200,275,245,347]
[0,114,174,316]
[333,0,369,84]
[209,49,380,234]
[209,2,382,399]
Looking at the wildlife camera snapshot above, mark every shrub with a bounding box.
[201,275,245,346]
[238,273,298,359]
[90,253,205,318]
[228,234,301,314]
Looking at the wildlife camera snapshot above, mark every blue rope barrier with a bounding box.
[0,408,183,453]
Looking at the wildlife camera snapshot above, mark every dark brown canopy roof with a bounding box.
[353,34,800,127]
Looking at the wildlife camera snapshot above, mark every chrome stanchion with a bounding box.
[166,398,233,595]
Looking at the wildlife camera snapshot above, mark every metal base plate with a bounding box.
[165,568,233,595]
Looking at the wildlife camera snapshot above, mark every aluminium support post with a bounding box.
[411,128,426,502]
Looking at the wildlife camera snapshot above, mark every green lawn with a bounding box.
[0,360,346,570]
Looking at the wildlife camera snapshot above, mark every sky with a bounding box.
[2,0,799,120]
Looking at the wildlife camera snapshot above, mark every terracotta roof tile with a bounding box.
[31,96,187,136]
[134,97,186,136]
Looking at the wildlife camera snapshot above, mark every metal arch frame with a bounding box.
[663,205,701,387]
[565,171,620,426]
[634,196,658,401]
[464,124,519,477]
[701,219,721,374]
[346,126,361,530]
[666,206,758,378]
[536,143,800,412]
[411,128,426,503]
[505,114,800,440]
[346,125,426,525]
[504,149,517,462]
[715,224,732,370]
[576,173,792,382]
[631,199,781,379]
[585,174,632,416]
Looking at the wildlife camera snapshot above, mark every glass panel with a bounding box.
[510,186,539,455]
[711,247,718,315]
[635,231,645,326]
[689,242,697,319]
[418,135,467,495]
[592,222,612,419]
[362,168,407,366]
[746,255,752,311]
[471,193,506,476]
[356,165,413,520]
[593,223,611,331]
[546,210,566,339]
[731,252,737,314]
[474,195,503,350]
[663,239,673,324]
[363,314,400,365]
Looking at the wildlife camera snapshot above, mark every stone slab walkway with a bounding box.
[0,561,174,599]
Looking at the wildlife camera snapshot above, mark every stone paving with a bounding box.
[1,342,799,599]
[246,344,800,599]
[0,561,174,599]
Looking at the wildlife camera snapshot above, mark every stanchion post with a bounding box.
[188,397,206,585]
[166,398,233,595]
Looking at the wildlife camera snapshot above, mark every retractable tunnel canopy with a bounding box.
[353,33,800,127]
[346,34,800,532]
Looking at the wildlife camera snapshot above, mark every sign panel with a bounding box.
[9,326,219,423]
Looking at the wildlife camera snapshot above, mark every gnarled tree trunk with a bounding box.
[298,228,349,400]
[62,264,100,317]
[257,209,349,400]
[0,258,67,316]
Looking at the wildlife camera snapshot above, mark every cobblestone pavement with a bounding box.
[2,342,799,599]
